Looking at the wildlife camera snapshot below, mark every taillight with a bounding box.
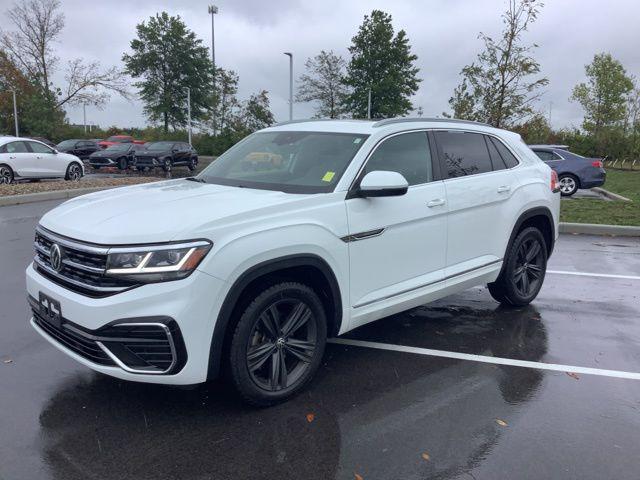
[592,160,603,168]
[550,170,559,192]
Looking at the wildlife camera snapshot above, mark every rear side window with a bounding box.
[4,141,29,153]
[533,150,560,162]
[364,131,432,186]
[485,136,507,170]
[435,131,492,178]
[491,138,519,168]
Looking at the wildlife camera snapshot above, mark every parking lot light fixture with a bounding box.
[208,5,218,134]
[186,87,192,146]
[284,52,293,121]
[11,90,19,137]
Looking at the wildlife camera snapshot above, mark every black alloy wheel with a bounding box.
[229,282,327,406]
[488,227,547,306]
[162,158,172,172]
[66,163,82,181]
[0,165,14,184]
[118,157,128,170]
[188,157,197,172]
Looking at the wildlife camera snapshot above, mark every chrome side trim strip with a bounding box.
[341,228,386,243]
[353,259,503,308]
[96,323,177,375]
[33,256,127,293]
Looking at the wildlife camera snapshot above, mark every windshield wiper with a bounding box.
[185,177,206,183]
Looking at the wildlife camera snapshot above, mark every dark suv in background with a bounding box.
[529,145,606,196]
[55,139,101,160]
[89,143,146,170]
[135,141,198,172]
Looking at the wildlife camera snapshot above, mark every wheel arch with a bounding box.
[503,207,555,270]
[206,253,342,380]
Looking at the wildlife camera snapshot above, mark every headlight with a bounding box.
[105,240,212,283]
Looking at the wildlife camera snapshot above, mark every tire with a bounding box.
[558,174,579,196]
[162,158,172,172]
[0,164,14,184]
[228,282,327,406]
[117,157,128,170]
[188,157,197,172]
[65,162,83,181]
[488,227,547,307]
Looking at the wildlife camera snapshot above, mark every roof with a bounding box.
[528,144,570,150]
[266,117,506,136]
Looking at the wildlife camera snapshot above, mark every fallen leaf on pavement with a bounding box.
[495,419,508,427]
[3,359,12,364]
[566,372,580,380]
[355,474,364,480]
[306,413,315,423]
[421,452,431,461]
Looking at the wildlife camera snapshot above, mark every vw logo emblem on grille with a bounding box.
[50,243,63,272]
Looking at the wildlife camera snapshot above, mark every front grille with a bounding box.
[34,227,139,297]
[31,305,115,366]
[90,157,113,165]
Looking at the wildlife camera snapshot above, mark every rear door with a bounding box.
[433,130,517,278]
[2,141,34,177]
[345,131,447,323]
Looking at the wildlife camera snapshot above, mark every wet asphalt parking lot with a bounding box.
[1,200,639,480]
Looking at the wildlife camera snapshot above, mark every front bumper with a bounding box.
[89,157,117,166]
[26,262,226,384]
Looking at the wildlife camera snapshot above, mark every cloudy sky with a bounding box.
[26,0,640,130]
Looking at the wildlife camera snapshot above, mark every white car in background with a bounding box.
[0,136,84,184]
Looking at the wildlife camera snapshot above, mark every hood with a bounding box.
[137,149,170,157]
[39,179,314,244]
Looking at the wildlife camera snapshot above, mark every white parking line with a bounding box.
[548,270,640,281]
[328,338,640,380]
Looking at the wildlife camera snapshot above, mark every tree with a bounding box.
[123,12,213,132]
[212,68,240,133]
[240,90,275,131]
[570,53,634,142]
[296,50,348,118]
[446,0,548,127]
[342,10,421,119]
[511,112,552,144]
[0,0,128,108]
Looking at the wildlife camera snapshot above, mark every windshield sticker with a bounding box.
[322,171,336,182]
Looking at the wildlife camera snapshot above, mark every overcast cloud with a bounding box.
[22,0,640,130]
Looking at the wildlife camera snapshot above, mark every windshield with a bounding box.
[145,142,174,151]
[105,144,130,152]
[56,140,77,148]
[197,131,369,193]
[107,136,130,142]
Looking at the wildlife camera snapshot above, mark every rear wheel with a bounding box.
[0,165,14,184]
[228,282,327,406]
[558,174,579,196]
[65,162,83,181]
[488,227,547,307]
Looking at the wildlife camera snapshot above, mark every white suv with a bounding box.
[26,118,560,405]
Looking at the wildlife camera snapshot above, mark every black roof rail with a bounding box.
[372,117,492,128]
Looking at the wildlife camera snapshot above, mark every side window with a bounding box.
[485,136,507,171]
[6,141,29,153]
[490,138,519,168]
[28,141,53,154]
[363,132,432,186]
[533,150,556,162]
[435,131,493,178]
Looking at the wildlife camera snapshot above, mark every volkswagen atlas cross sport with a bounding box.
[26,118,560,406]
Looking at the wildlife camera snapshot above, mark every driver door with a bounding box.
[345,131,447,327]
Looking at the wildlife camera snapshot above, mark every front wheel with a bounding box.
[228,282,327,406]
[65,162,83,181]
[0,165,14,184]
[117,157,128,170]
[558,174,579,196]
[488,227,547,307]
[162,158,172,172]
[188,157,197,172]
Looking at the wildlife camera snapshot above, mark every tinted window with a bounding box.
[435,131,492,178]
[28,141,53,154]
[533,150,557,162]
[363,132,432,186]
[491,138,519,168]
[5,141,29,153]
[485,136,507,170]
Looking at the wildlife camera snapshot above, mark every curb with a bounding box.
[560,222,640,237]
[592,187,632,202]
[0,187,110,207]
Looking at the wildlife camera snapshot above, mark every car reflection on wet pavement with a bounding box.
[1,200,640,480]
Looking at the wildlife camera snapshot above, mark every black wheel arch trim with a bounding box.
[500,207,555,277]
[206,253,342,381]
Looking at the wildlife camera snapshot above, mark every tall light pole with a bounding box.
[83,103,87,134]
[186,87,192,145]
[208,5,218,134]
[284,52,293,121]
[11,90,19,136]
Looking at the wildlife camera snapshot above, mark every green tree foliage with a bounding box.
[296,50,348,118]
[239,90,275,132]
[342,10,421,118]
[511,112,553,144]
[570,53,634,155]
[123,12,213,132]
[447,0,548,127]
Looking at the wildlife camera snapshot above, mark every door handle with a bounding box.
[9,156,16,160]
[427,199,446,208]
[497,185,511,193]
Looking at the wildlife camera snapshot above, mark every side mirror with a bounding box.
[356,171,409,198]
